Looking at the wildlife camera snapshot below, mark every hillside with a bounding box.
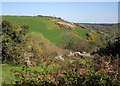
[1,16,120,85]
[3,16,97,46]
[76,23,118,34]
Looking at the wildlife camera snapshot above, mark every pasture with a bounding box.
[3,16,90,45]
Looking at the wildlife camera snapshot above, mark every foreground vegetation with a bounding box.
[1,16,120,85]
[1,56,120,85]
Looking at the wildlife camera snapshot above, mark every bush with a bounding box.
[97,37,120,58]
[61,32,98,53]
[86,32,95,40]
[2,20,29,64]
[9,56,119,86]
[10,63,120,86]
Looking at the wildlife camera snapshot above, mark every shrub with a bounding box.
[61,32,98,53]
[2,20,29,64]
[10,63,120,86]
[9,56,119,85]
[97,37,120,58]
[86,32,95,40]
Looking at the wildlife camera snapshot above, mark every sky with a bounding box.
[1,0,120,2]
[2,2,118,23]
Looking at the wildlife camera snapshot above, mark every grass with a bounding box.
[3,16,90,45]
[75,27,89,40]
[2,65,21,84]
[1,64,60,84]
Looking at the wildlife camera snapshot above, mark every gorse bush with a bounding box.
[97,37,120,58]
[8,56,119,85]
[2,20,29,64]
[11,61,120,86]
[86,32,95,40]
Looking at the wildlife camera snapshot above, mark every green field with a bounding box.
[3,16,90,45]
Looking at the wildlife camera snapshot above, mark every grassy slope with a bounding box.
[3,16,89,45]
